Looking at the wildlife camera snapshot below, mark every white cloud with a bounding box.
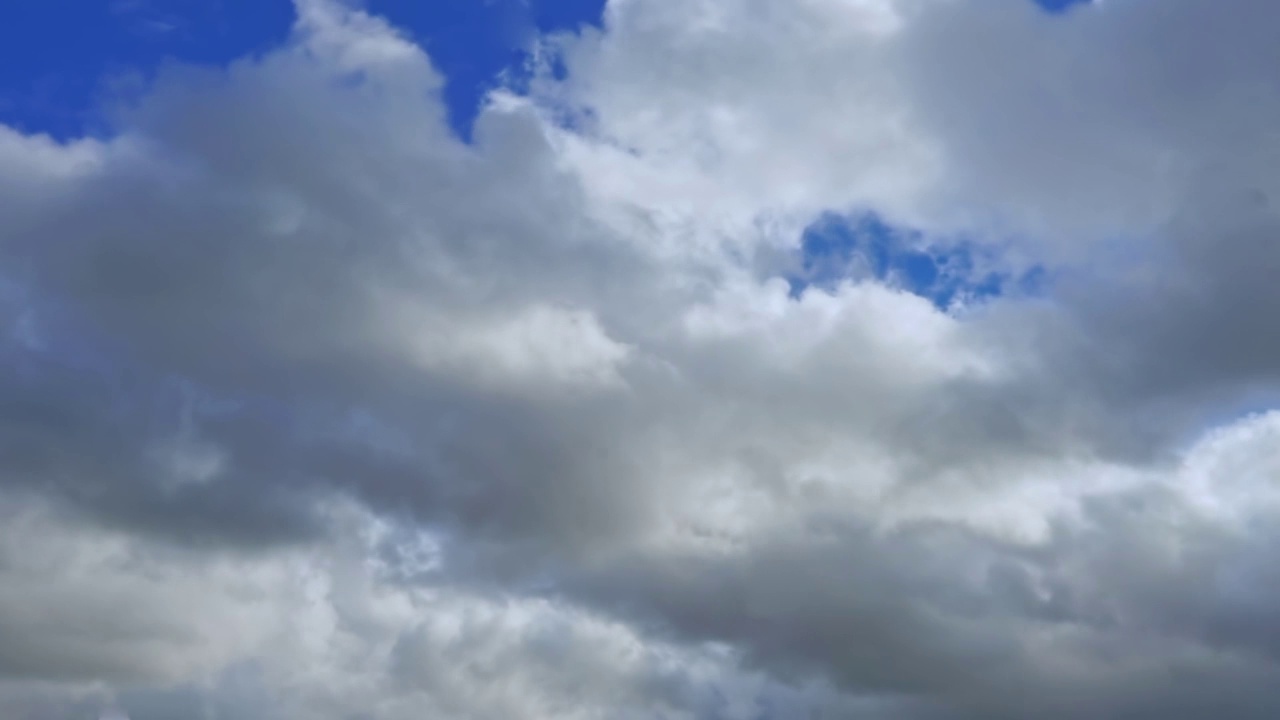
[4,0,1280,718]
[396,302,633,391]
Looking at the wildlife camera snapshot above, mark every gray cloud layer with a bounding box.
[4,0,1280,718]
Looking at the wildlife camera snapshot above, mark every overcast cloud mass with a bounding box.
[4,0,1280,718]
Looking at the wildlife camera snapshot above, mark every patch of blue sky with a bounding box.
[0,0,295,140]
[1033,0,1093,14]
[364,0,604,140]
[0,0,605,143]
[787,213,1048,311]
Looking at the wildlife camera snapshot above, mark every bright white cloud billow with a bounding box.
[4,0,1280,718]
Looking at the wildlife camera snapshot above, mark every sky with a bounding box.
[0,0,605,140]
[4,1,1280,719]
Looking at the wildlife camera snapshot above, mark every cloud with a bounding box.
[4,0,1280,718]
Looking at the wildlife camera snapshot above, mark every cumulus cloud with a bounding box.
[4,0,1280,717]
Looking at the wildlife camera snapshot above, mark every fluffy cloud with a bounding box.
[4,0,1280,717]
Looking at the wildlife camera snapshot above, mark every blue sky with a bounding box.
[788,213,1047,309]
[1037,0,1091,12]
[0,0,605,141]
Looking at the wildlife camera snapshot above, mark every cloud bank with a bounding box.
[4,0,1280,717]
